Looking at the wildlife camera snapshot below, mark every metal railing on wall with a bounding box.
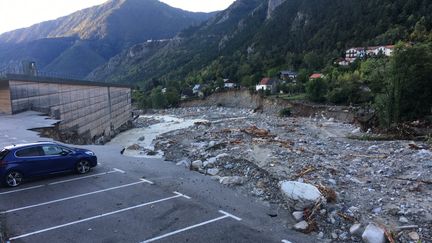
[0,68,90,82]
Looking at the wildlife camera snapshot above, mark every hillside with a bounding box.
[0,0,214,78]
[92,0,432,87]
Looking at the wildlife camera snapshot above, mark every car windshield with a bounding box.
[0,149,9,160]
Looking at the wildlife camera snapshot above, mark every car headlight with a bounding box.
[85,151,95,156]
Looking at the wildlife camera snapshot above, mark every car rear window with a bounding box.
[0,149,9,160]
[16,147,44,157]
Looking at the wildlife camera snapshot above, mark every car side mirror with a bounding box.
[60,151,69,156]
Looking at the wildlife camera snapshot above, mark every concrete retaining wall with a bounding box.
[0,81,11,114]
[3,77,132,143]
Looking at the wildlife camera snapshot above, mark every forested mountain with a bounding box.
[92,0,432,87]
[0,0,214,77]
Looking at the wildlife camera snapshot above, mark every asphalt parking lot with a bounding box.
[0,112,312,243]
[0,164,287,243]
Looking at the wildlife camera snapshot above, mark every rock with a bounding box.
[399,216,409,223]
[339,232,348,240]
[127,144,142,150]
[408,231,420,241]
[176,159,191,168]
[416,149,432,158]
[279,181,323,210]
[216,153,229,160]
[219,176,245,185]
[350,223,362,235]
[191,160,203,170]
[203,157,217,167]
[207,168,219,176]
[223,164,234,169]
[145,149,157,156]
[362,223,385,243]
[138,136,145,141]
[328,179,337,185]
[331,232,338,239]
[292,211,304,221]
[372,207,382,214]
[368,145,379,151]
[293,221,309,231]
[317,232,324,239]
[351,127,361,134]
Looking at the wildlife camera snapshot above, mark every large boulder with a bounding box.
[280,181,323,210]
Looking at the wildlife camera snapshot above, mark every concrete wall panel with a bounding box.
[0,81,11,114]
[8,79,131,142]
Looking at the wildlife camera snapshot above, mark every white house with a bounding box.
[223,79,236,89]
[256,78,278,93]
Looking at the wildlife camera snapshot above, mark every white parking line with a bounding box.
[48,170,119,185]
[113,168,125,173]
[0,170,119,195]
[8,192,191,241]
[282,240,293,243]
[141,210,242,243]
[0,185,45,195]
[2,179,152,214]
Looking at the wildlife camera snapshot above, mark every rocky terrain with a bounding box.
[131,107,431,243]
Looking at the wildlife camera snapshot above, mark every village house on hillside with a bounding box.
[256,78,279,94]
[279,70,297,82]
[309,73,324,80]
[341,45,395,65]
[192,84,206,98]
[223,79,237,89]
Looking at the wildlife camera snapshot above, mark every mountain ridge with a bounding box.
[0,0,216,78]
[89,0,431,87]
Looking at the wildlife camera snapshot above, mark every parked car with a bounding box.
[0,142,97,187]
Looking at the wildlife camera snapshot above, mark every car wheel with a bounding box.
[76,160,91,174]
[5,171,23,187]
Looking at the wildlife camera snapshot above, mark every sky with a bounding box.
[0,0,236,35]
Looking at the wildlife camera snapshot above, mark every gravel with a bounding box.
[143,106,431,242]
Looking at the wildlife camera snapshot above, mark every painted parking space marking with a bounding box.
[0,185,45,195]
[0,170,119,195]
[141,210,242,243]
[8,191,191,241]
[113,168,125,173]
[1,179,152,214]
[48,170,119,185]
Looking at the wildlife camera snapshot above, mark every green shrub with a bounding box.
[279,108,292,117]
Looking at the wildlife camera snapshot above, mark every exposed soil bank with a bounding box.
[181,90,356,123]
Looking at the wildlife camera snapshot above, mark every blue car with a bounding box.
[0,142,97,187]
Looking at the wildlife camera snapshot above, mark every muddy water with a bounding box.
[109,115,207,158]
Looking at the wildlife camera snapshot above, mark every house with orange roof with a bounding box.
[309,73,324,80]
[256,78,279,93]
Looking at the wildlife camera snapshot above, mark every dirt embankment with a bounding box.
[181,90,356,123]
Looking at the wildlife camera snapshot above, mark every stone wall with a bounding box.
[6,78,132,143]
